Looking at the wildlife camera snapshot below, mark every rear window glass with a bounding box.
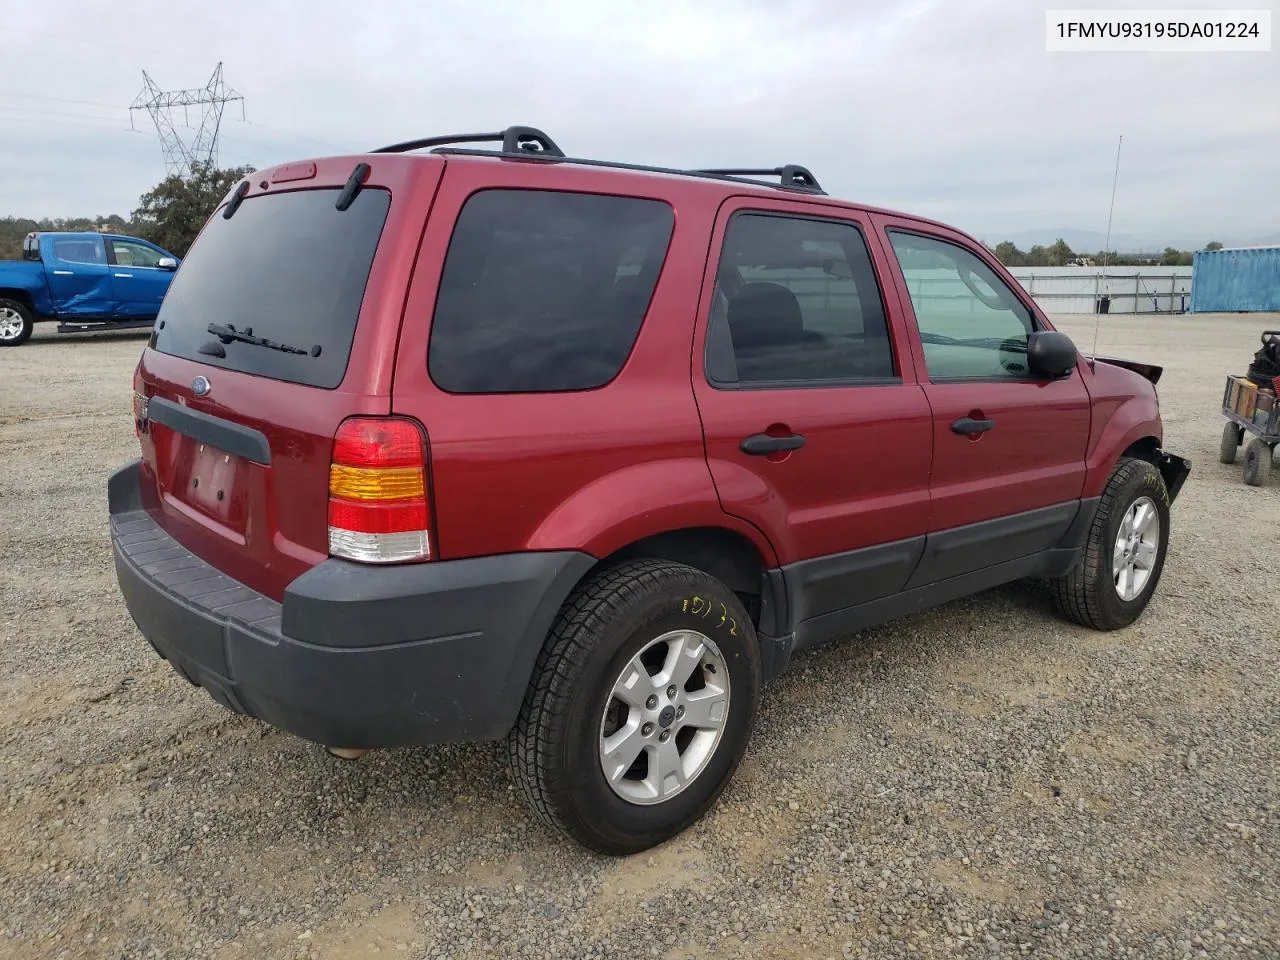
[53,238,105,264]
[428,189,675,394]
[152,187,391,389]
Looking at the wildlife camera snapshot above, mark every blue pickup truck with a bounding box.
[0,231,181,346]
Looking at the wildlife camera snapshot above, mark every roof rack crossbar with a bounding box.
[694,165,822,191]
[432,147,826,195]
[371,125,564,157]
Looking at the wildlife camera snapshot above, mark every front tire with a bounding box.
[509,558,761,855]
[1049,458,1171,630]
[1243,438,1273,487]
[0,298,33,347]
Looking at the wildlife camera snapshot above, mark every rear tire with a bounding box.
[1049,458,1171,631]
[508,558,760,855]
[1219,422,1242,464]
[1243,438,1273,487]
[0,298,33,347]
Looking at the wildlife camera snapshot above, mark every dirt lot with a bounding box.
[1,314,1278,960]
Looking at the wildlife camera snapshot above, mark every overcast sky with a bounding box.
[4,0,1276,248]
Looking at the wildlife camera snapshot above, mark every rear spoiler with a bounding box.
[1093,355,1163,386]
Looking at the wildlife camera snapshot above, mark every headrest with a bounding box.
[727,282,805,350]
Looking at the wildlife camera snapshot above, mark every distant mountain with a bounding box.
[1236,233,1280,248]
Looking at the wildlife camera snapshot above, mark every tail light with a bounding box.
[132,391,150,436]
[327,417,431,564]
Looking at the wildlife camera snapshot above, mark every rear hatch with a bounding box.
[132,156,442,600]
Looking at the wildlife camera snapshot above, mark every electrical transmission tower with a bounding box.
[130,63,245,177]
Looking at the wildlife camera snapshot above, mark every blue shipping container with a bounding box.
[1191,246,1280,313]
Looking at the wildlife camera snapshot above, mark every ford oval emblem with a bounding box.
[191,376,211,397]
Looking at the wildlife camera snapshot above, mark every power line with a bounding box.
[0,105,135,126]
[0,92,129,111]
[0,116,155,139]
[3,89,347,156]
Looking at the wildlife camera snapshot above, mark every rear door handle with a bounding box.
[114,272,133,278]
[951,417,996,435]
[740,433,806,455]
[53,269,74,276]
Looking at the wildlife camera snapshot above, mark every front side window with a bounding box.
[704,212,895,386]
[887,231,1035,380]
[428,189,675,394]
[109,240,164,268]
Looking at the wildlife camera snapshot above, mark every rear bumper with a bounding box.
[108,461,594,749]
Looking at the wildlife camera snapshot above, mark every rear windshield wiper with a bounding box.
[205,322,321,358]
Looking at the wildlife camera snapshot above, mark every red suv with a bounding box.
[109,126,1190,854]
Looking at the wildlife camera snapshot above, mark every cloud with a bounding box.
[2,0,1275,245]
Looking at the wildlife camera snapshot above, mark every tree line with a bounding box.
[0,164,255,261]
[984,238,1221,268]
[2,176,1226,272]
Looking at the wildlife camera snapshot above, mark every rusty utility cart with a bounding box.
[1220,372,1279,486]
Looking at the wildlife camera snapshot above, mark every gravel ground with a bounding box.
[1,314,1278,960]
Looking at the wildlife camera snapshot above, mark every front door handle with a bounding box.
[951,417,995,435]
[740,433,806,455]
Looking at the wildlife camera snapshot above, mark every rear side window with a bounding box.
[52,238,104,264]
[705,212,895,386]
[428,189,675,394]
[152,187,391,389]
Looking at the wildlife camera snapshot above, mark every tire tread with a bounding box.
[508,558,715,844]
[1243,438,1273,487]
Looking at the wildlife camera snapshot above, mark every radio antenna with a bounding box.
[1092,134,1123,359]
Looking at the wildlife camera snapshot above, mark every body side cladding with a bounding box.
[756,568,793,681]
[1055,496,1101,547]
[786,536,925,620]
[792,546,1082,652]
[757,497,1100,673]
[905,501,1079,588]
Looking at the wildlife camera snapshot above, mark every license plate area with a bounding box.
[167,434,251,535]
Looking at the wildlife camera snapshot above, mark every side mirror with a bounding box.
[1026,330,1078,379]
[157,257,178,271]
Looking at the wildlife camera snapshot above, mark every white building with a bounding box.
[1006,266,1192,314]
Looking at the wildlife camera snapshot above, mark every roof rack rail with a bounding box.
[694,165,823,192]
[371,125,565,157]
